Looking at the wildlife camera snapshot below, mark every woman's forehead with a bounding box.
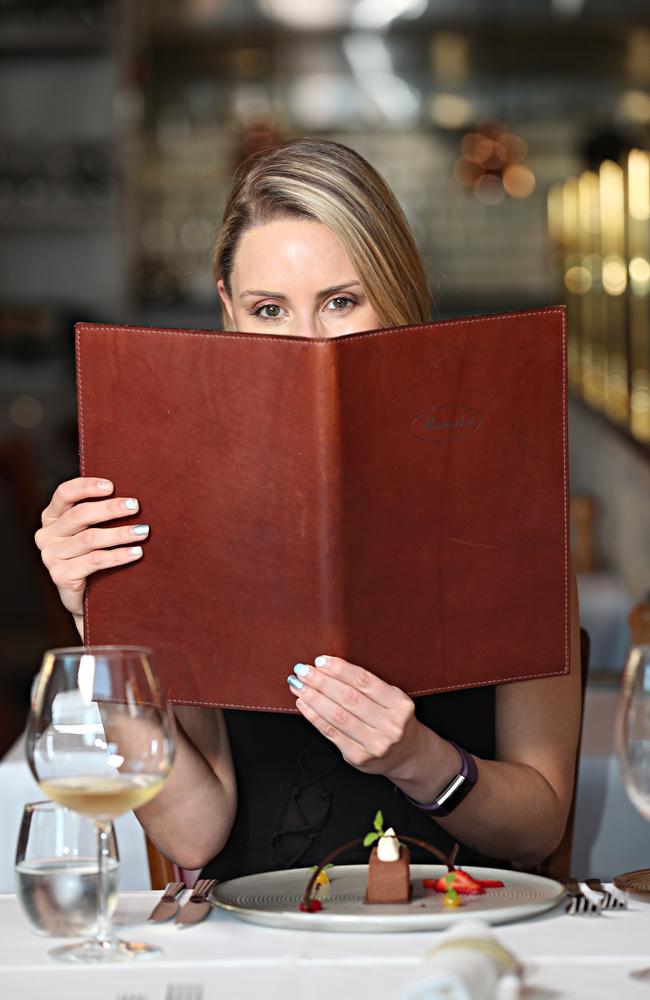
[232,218,358,290]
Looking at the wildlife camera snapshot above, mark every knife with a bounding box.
[147,881,186,923]
[174,878,218,928]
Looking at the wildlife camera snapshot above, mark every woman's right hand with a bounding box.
[34,477,149,621]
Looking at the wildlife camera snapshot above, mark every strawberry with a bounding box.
[477,879,504,889]
[423,868,485,895]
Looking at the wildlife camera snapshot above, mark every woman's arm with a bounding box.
[289,572,582,868]
[73,617,237,871]
[133,705,237,871]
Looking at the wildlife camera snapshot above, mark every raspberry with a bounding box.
[299,899,323,913]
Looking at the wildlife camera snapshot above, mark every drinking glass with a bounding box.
[615,644,650,981]
[25,646,176,962]
[15,801,119,937]
[617,646,650,819]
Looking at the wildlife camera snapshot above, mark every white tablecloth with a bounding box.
[2,890,650,999]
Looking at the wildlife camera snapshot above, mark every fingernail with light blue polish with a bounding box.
[314,656,328,667]
[293,663,311,678]
[287,675,304,691]
[131,524,149,536]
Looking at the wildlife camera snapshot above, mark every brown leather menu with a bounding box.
[75,306,570,712]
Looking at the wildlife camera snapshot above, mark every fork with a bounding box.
[147,880,186,922]
[188,878,216,900]
[562,877,603,915]
[585,878,627,910]
[165,986,204,1000]
[160,880,186,900]
[174,878,218,926]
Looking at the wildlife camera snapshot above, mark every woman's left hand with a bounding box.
[287,655,426,781]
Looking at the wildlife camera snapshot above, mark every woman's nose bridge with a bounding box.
[290,310,321,339]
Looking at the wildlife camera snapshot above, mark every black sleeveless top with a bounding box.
[200,685,508,880]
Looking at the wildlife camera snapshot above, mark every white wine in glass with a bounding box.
[26,646,176,963]
[38,774,166,818]
[615,644,650,982]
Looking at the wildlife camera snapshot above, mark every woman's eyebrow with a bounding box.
[240,289,287,300]
[239,281,362,301]
[317,281,362,297]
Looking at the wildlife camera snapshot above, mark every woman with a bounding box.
[35,138,582,878]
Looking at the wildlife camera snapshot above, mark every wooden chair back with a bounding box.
[629,598,650,645]
[146,835,177,890]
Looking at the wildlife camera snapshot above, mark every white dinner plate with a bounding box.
[212,864,565,932]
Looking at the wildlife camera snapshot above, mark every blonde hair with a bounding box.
[212,137,430,330]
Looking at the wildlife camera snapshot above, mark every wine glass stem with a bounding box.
[94,820,113,947]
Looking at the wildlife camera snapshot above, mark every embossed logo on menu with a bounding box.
[411,404,482,442]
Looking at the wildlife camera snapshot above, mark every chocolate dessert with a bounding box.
[299,812,457,913]
[364,842,411,904]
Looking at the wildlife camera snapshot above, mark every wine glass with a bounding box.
[615,644,650,982]
[25,646,176,963]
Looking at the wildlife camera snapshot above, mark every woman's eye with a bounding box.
[327,296,355,312]
[254,303,284,319]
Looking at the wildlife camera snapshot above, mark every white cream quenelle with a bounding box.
[376,827,400,862]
